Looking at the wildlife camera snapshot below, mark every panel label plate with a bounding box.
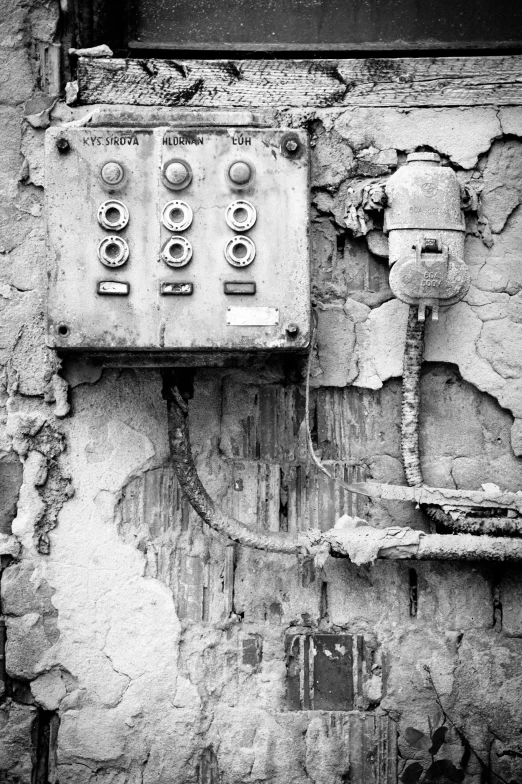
[226,307,279,326]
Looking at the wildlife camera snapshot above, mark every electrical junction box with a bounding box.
[45,126,310,360]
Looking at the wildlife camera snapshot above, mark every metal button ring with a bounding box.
[97,236,130,267]
[161,200,193,232]
[97,200,129,231]
[161,236,193,268]
[224,236,256,267]
[225,201,257,232]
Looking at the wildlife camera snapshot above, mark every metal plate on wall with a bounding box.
[45,127,310,354]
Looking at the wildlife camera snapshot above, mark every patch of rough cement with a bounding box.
[30,668,67,710]
[481,139,522,233]
[353,299,409,390]
[312,300,369,387]
[334,107,501,169]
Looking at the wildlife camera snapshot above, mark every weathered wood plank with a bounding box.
[78,55,522,108]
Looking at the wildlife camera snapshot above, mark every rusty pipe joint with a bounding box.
[384,152,470,321]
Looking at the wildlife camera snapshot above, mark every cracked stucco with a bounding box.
[2,2,522,779]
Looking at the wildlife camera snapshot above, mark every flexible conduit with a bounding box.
[401,306,426,487]
[164,379,303,554]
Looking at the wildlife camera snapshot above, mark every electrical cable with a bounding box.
[304,312,364,495]
[401,306,426,488]
[163,373,307,554]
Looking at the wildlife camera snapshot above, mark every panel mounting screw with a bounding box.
[286,323,299,338]
[56,137,70,153]
[281,132,302,158]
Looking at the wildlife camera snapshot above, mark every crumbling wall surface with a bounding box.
[2,7,522,780]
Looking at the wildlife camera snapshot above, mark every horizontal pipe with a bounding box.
[326,529,522,562]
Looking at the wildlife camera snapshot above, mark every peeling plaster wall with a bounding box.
[2,3,522,783]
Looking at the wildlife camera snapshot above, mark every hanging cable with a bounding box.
[401,306,456,532]
[305,312,363,494]
[163,372,313,554]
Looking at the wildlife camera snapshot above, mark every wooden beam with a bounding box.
[77,55,522,108]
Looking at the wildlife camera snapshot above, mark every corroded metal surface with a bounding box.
[385,154,469,318]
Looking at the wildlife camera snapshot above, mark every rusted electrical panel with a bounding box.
[45,127,310,359]
[385,152,470,321]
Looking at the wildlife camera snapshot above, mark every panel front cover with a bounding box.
[45,127,310,354]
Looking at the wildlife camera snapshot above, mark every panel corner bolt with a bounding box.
[56,136,70,153]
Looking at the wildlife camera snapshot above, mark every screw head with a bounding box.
[281,133,302,158]
[101,161,125,186]
[286,323,299,338]
[164,161,190,187]
[229,161,253,186]
[56,137,70,153]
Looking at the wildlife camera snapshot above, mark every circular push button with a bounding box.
[100,161,125,187]
[161,236,193,268]
[161,200,193,232]
[228,160,254,188]
[97,200,129,231]
[163,160,192,190]
[225,200,256,232]
[98,236,129,268]
[224,236,256,268]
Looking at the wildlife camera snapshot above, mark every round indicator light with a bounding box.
[163,160,192,190]
[101,161,125,187]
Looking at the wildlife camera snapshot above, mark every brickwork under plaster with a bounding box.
[2,2,522,783]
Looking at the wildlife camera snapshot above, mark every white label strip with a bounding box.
[226,307,279,326]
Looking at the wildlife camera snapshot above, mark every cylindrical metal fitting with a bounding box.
[384,153,469,317]
[385,152,465,234]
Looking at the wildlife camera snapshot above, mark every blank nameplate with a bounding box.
[226,307,279,326]
[98,281,129,295]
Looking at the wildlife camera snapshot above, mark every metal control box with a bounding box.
[45,127,310,357]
